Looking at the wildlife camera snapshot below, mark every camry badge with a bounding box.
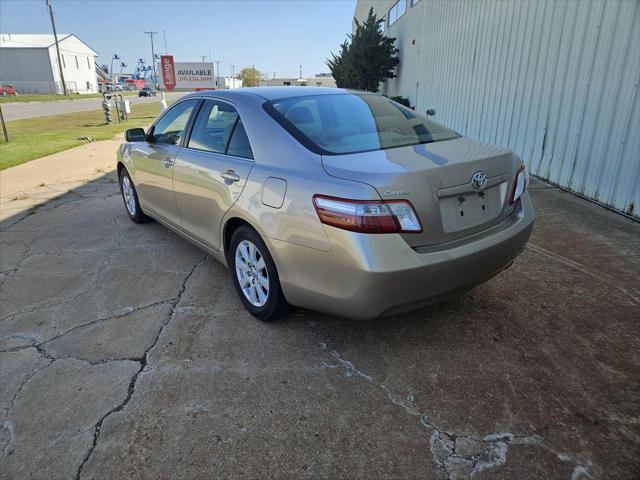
[383,189,412,196]
[471,171,487,190]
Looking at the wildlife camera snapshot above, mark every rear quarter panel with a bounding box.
[222,94,381,253]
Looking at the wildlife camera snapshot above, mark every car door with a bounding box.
[172,99,254,251]
[132,99,199,226]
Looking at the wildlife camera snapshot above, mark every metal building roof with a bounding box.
[0,33,98,56]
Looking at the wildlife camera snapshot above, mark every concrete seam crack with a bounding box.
[73,254,206,480]
[314,336,592,480]
[526,243,640,304]
[1,192,119,231]
[0,348,55,456]
[35,299,177,349]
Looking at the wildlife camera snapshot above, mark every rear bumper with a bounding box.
[268,193,535,320]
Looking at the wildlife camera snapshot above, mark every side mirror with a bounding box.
[125,128,146,142]
[426,109,436,117]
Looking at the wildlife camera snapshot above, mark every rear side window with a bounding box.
[151,100,198,145]
[189,100,239,153]
[226,120,254,159]
[264,93,459,155]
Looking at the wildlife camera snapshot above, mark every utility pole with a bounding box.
[110,54,120,84]
[299,64,302,79]
[200,55,207,63]
[163,30,168,54]
[215,60,221,88]
[46,0,67,95]
[231,64,236,79]
[144,31,158,89]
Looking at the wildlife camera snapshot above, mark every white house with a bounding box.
[0,33,99,94]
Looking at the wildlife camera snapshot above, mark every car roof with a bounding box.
[181,86,357,103]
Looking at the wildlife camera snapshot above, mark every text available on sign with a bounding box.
[159,58,216,90]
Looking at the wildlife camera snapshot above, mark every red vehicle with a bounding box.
[125,79,145,90]
[0,84,17,96]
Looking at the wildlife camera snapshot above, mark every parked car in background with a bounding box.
[117,88,534,321]
[138,86,156,97]
[0,84,17,96]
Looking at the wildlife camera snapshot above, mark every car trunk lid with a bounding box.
[321,137,521,247]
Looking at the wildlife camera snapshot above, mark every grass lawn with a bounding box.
[0,91,139,104]
[0,101,170,170]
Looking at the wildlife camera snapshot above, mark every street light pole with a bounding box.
[144,31,158,89]
[110,54,119,84]
[46,0,67,95]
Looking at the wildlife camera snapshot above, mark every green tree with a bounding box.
[238,67,261,87]
[326,40,354,88]
[326,8,399,91]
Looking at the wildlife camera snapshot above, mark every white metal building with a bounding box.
[353,0,640,218]
[0,33,99,94]
[260,75,337,88]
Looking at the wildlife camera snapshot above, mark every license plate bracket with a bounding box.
[439,182,507,233]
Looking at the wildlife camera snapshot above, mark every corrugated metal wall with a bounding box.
[355,0,640,218]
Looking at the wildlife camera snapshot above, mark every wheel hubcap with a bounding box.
[235,240,269,307]
[121,175,136,215]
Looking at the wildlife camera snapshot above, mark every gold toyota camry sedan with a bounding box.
[117,87,534,320]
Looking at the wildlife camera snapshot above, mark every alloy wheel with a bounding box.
[121,175,137,216]
[235,240,270,307]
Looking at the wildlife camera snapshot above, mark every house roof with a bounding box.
[0,33,98,56]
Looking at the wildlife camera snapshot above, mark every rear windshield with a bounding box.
[264,93,459,155]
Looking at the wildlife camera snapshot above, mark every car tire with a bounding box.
[228,226,289,321]
[119,169,150,223]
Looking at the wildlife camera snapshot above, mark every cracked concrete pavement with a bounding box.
[0,143,639,479]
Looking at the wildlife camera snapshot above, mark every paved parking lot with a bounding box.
[1,167,638,479]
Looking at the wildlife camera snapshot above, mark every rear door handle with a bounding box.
[221,170,241,183]
[162,156,174,168]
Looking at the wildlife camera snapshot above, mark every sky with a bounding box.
[0,0,356,78]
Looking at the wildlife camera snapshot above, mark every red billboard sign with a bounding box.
[161,55,176,91]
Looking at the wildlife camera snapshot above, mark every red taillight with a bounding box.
[509,165,528,204]
[313,195,423,234]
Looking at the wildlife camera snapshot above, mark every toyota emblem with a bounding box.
[471,171,487,190]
